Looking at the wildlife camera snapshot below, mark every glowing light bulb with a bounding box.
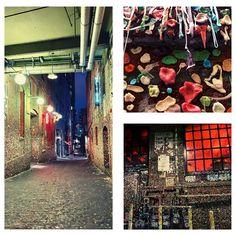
[14,74,27,85]
[47,105,54,112]
[36,97,45,105]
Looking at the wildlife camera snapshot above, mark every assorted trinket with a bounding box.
[123,6,231,112]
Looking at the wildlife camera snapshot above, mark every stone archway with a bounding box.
[103,126,109,169]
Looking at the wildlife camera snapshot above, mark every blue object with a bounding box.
[203,59,212,69]
[130,78,137,85]
[167,87,173,94]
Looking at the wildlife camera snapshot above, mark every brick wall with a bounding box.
[5,74,56,178]
[87,48,113,176]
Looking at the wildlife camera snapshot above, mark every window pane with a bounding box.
[187,161,195,172]
[220,138,229,147]
[210,124,218,129]
[194,140,202,149]
[202,130,210,139]
[187,151,194,160]
[205,159,213,171]
[204,149,212,158]
[185,132,193,140]
[193,125,201,130]
[201,124,209,130]
[211,139,220,148]
[212,149,221,158]
[185,125,192,131]
[222,148,230,157]
[218,124,226,128]
[186,141,194,150]
[219,129,227,138]
[194,131,201,139]
[196,160,204,171]
[203,139,211,148]
[195,150,203,159]
[210,129,218,138]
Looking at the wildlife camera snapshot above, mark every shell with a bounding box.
[191,73,201,84]
[155,96,176,112]
[126,85,144,93]
[124,93,135,102]
[140,76,151,85]
[195,13,208,23]
[148,85,160,97]
[140,53,151,64]
[165,104,181,112]
[126,104,134,111]
[212,102,226,113]
[200,96,211,107]
[130,46,142,54]
[220,15,232,25]
[123,80,127,90]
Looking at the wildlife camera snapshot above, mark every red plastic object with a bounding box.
[152,9,164,20]
[179,81,203,103]
[159,67,176,85]
[125,63,135,73]
[124,52,130,64]
[195,25,208,48]
[166,19,177,27]
[182,102,201,112]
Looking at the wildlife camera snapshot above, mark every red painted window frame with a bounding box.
[19,91,25,137]
[185,124,231,173]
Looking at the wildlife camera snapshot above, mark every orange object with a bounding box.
[125,63,135,73]
[227,107,232,112]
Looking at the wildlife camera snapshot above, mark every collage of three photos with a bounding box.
[4,6,231,230]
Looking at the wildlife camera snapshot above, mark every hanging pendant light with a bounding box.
[48,55,58,79]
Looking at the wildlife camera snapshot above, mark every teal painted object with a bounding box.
[212,49,221,57]
[130,78,137,85]
[167,87,173,94]
[203,59,212,69]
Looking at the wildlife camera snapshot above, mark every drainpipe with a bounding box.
[86,7,105,71]
[80,7,91,70]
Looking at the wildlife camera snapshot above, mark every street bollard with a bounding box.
[158,206,163,229]
[209,210,215,229]
[128,204,133,229]
[188,207,193,229]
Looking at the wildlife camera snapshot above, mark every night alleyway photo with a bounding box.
[4,6,113,230]
[5,159,112,229]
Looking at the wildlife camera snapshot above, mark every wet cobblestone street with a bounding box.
[5,159,112,229]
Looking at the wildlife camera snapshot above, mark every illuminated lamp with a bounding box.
[36,97,45,105]
[58,114,62,119]
[14,73,27,85]
[47,73,58,80]
[47,105,54,112]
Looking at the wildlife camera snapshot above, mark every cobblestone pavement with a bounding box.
[5,159,112,229]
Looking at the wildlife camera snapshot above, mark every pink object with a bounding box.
[165,19,177,27]
[152,9,164,20]
[159,67,176,85]
[182,103,201,112]
[124,52,130,64]
[179,81,203,103]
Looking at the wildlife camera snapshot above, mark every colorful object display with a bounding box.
[123,6,231,112]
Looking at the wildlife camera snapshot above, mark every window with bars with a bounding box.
[185,124,231,173]
[124,127,149,168]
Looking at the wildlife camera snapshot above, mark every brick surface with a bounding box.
[5,159,112,229]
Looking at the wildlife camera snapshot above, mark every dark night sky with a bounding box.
[75,72,87,110]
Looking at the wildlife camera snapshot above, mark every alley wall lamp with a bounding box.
[27,96,45,105]
[14,73,27,85]
[47,105,54,112]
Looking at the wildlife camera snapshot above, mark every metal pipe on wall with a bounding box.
[86,7,105,71]
[80,7,91,68]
